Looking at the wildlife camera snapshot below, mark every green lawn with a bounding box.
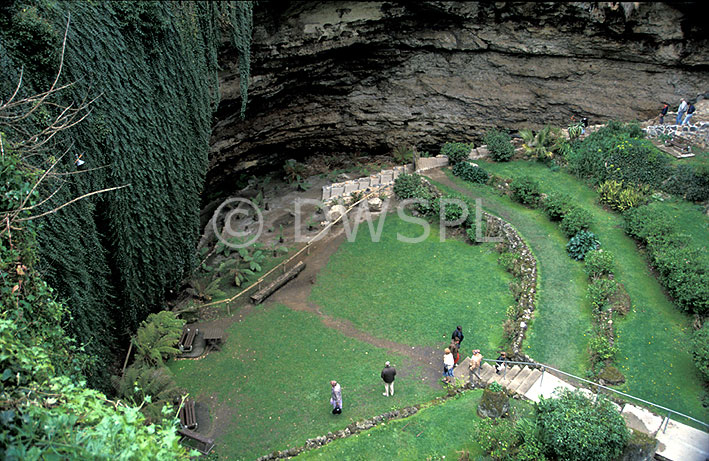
[464,160,707,422]
[300,391,534,460]
[169,304,442,460]
[435,171,591,376]
[310,214,514,356]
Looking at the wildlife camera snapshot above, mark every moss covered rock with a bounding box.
[599,365,626,385]
[477,386,510,418]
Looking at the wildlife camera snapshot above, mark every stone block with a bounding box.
[621,404,663,435]
[344,182,359,194]
[330,186,344,197]
[380,172,393,184]
[321,186,332,201]
[358,178,370,189]
[369,175,380,187]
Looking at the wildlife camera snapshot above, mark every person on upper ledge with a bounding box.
[659,103,669,125]
[681,102,696,126]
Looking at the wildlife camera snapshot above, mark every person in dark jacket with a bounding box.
[452,326,464,348]
[495,351,508,375]
[381,361,397,396]
[682,103,696,125]
[659,103,669,124]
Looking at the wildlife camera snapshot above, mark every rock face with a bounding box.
[209,2,709,191]
[478,387,510,418]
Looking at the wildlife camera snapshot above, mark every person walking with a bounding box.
[381,361,396,397]
[469,349,484,388]
[676,99,688,125]
[451,326,464,349]
[449,338,460,368]
[330,380,342,414]
[443,348,455,384]
[659,103,669,124]
[682,102,696,125]
[495,351,508,375]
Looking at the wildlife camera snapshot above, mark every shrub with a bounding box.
[441,142,472,165]
[663,164,709,202]
[588,278,618,310]
[567,230,600,261]
[484,129,515,162]
[589,335,618,362]
[511,177,542,206]
[624,204,673,245]
[392,145,413,164]
[488,381,504,393]
[541,192,572,221]
[536,389,629,461]
[584,249,615,278]
[692,324,709,382]
[598,180,647,211]
[114,365,182,424]
[393,173,425,200]
[475,418,518,460]
[452,161,489,183]
[560,206,593,237]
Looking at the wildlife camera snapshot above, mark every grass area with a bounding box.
[466,160,707,422]
[435,171,591,375]
[300,391,534,460]
[169,304,442,460]
[310,214,514,356]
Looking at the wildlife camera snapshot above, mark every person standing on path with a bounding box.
[330,380,342,414]
[676,98,688,125]
[381,361,396,397]
[469,349,484,388]
[682,102,696,125]
[659,103,669,124]
[443,348,455,384]
[452,326,464,350]
[449,338,460,368]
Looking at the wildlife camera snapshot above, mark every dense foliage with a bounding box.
[584,249,615,278]
[0,143,190,459]
[625,204,709,316]
[510,176,541,206]
[484,129,515,162]
[559,206,593,238]
[566,230,600,261]
[597,180,647,211]
[0,0,253,389]
[452,161,489,184]
[536,389,629,461]
[663,164,709,202]
[440,141,472,165]
[692,324,709,382]
[541,192,572,221]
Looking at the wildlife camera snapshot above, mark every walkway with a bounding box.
[423,168,591,375]
[453,359,709,461]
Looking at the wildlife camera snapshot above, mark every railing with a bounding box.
[198,187,385,315]
[482,358,708,432]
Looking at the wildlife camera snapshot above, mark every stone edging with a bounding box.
[255,388,474,460]
[483,213,538,358]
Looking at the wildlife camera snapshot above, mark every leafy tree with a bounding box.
[536,389,629,461]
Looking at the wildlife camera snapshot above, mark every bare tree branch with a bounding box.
[14,184,131,222]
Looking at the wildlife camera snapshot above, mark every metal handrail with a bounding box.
[481,358,708,431]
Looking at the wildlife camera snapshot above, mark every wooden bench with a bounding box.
[178,327,197,352]
[202,327,224,352]
[178,428,214,455]
[179,398,197,430]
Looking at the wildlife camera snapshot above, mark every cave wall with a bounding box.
[209,1,709,191]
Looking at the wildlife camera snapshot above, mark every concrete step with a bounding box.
[655,419,709,461]
[507,366,532,394]
[516,368,542,395]
[524,372,576,403]
[453,357,470,382]
[499,365,522,387]
[478,363,496,384]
